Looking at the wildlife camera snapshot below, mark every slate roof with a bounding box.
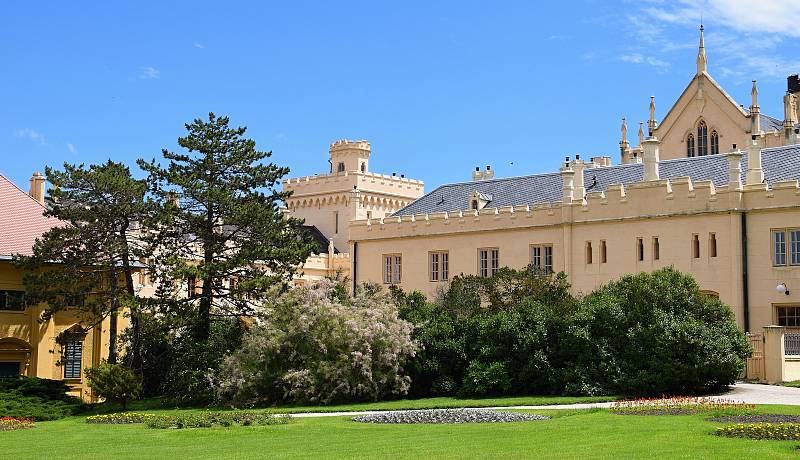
[302,225,338,254]
[759,114,786,132]
[393,144,800,216]
[0,174,62,257]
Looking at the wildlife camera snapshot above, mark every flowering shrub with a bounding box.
[214,280,416,406]
[0,417,34,431]
[144,411,291,429]
[611,397,756,415]
[715,423,800,440]
[86,412,157,424]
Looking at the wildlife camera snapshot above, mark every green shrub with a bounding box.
[0,377,82,421]
[85,363,142,410]
[579,268,750,396]
[143,411,291,429]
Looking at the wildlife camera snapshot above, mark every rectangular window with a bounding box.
[777,306,800,327]
[600,240,607,264]
[0,290,26,311]
[334,211,339,234]
[709,233,717,258]
[771,229,800,266]
[636,238,644,262]
[429,251,449,282]
[652,237,660,261]
[366,211,372,220]
[479,248,499,278]
[383,254,402,284]
[531,245,553,274]
[63,338,83,379]
[692,234,700,259]
[585,241,593,264]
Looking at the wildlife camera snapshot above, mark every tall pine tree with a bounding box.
[17,161,150,365]
[138,113,314,341]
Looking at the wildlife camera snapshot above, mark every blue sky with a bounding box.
[3,1,800,190]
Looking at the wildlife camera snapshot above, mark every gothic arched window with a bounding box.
[710,131,719,155]
[697,121,708,156]
[687,134,695,157]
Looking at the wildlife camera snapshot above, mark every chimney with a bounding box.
[483,165,494,180]
[746,136,764,185]
[560,159,575,203]
[726,148,743,191]
[472,166,482,181]
[642,137,661,181]
[572,158,586,199]
[29,172,45,205]
[590,156,612,167]
[789,74,800,94]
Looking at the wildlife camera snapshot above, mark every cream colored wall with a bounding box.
[351,172,800,332]
[654,75,751,161]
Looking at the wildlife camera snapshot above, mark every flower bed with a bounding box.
[352,409,549,424]
[715,423,800,441]
[144,411,291,429]
[0,417,34,431]
[611,397,755,416]
[708,414,800,424]
[86,412,157,424]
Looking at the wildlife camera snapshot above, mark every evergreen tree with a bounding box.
[138,113,314,341]
[16,161,150,365]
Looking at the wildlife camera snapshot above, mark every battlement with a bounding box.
[349,176,800,241]
[330,139,371,152]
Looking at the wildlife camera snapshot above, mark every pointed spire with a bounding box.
[696,24,707,74]
[638,121,645,145]
[751,80,759,109]
[751,80,761,134]
[647,96,657,136]
[621,117,628,144]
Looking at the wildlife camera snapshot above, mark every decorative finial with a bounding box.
[648,97,657,136]
[696,23,708,74]
[751,80,759,109]
[638,121,645,145]
[621,117,628,143]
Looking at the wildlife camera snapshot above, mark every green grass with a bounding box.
[783,380,800,388]
[4,405,800,459]
[101,394,617,415]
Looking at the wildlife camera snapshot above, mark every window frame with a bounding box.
[686,133,695,157]
[585,241,593,265]
[692,234,701,259]
[652,236,660,261]
[429,251,449,282]
[776,305,800,328]
[710,131,719,155]
[478,248,499,278]
[0,290,26,311]
[382,254,402,284]
[600,240,607,264]
[709,232,718,258]
[636,237,644,262]
[62,337,83,380]
[530,244,554,274]
[697,121,708,156]
[772,228,800,266]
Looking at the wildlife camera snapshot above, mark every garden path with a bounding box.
[288,383,800,418]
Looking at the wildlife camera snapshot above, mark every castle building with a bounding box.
[347,28,800,335]
[282,140,424,283]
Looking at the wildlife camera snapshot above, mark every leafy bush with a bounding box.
[0,377,82,421]
[85,362,142,410]
[715,423,800,440]
[578,268,750,396]
[86,412,156,424]
[0,416,34,431]
[144,411,291,429]
[215,279,416,406]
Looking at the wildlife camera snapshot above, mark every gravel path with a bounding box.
[288,383,800,419]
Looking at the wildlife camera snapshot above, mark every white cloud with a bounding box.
[621,53,671,72]
[193,41,204,49]
[66,143,76,153]
[139,66,160,79]
[627,0,800,79]
[15,128,46,145]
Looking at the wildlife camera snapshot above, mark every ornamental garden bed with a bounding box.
[611,397,755,416]
[352,409,548,424]
[715,422,800,441]
[86,411,291,429]
[707,414,800,423]
[0,417,35,431]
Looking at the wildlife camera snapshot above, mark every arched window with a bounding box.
[360,163,366,173]
[697,121,708,156]
[687,134,695,157]
[710,131,719,155]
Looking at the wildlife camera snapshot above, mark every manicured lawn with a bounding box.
[784,380,800,388]
[5,405,800,459]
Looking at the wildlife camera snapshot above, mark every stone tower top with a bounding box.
[329,139,371,173]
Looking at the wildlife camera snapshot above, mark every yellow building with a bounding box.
[0,173,113,400]
[347,28,800,335]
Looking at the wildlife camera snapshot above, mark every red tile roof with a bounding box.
[0,174,62,256]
